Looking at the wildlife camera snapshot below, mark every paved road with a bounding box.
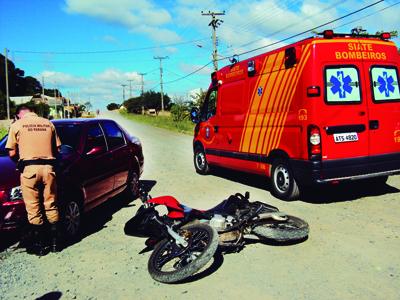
[1,111,399,300]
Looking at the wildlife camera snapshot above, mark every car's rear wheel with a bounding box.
[270,159,300,201]
[62,200,82,239]
[194,146,210,175]
[127,170,140,199]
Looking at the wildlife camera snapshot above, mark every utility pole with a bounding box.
[41,76,45,100]
[4,48,10,120]
[138,73,146,95]
[201,10,225,71]
[127,80,134,99]
[121,84,127,102]
[54,83,57,119]
[154,56,168,111]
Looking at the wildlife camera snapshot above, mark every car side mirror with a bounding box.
[190,107,200,124]
[59,144,75,155]
[86,146,105,156]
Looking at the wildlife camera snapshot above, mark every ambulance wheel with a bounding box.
[271,159,300,201]
[194,146,210,175]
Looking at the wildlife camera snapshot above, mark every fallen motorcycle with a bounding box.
[124,189,309,283]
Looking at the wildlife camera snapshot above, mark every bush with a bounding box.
[170,102,189,123]
[107,103,120,111]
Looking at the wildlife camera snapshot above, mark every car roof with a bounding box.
[52,118,115,125]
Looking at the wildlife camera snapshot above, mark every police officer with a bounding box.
[6,105,61,255]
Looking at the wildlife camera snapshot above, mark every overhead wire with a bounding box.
[332,1,400,32]
[235,0,348,49]
[13,38,209,55]
[160,0,387,85]
[217,0,385,60]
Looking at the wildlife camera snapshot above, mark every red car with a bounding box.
[0,119,144,237]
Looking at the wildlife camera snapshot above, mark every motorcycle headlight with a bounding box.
[9,186,23,201]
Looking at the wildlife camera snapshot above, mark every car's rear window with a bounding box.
[55,124,82,150]
[370,66,400,102]
[325,66,361,104]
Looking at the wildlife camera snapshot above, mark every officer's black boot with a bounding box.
[50,222,61,252]
[26,224,48,256]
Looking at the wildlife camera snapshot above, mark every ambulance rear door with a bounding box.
[361,58,400,156]
[321,63,370,160]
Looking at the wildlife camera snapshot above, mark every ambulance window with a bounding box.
[370,66,400,102]
[325,66,361,103]
[202,89,218,120]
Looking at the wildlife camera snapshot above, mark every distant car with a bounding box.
[0,119,144,237]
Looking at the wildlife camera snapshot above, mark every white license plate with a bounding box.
[333,132,358,143]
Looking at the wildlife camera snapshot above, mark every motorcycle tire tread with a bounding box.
[147,223,219,283]
[252,215,309,242]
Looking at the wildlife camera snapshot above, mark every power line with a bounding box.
[13,38,209,55]
[332,1,400,32]
[234,0,347,50]
[218,0,385,60]
[154,0,386,87]
[163,61,213,85]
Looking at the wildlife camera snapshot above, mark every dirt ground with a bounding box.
[1,111,399,300]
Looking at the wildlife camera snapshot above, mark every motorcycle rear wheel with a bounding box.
[148,223,218,283]
[252,215,309,242]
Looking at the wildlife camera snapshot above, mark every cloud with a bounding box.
[102,35,118,44]
[64,0,180,43]
[38,68,145,107]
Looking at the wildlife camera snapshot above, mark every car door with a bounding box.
[100,120,130,191]
[81,123,114,203]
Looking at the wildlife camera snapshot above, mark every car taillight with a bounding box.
[0,190,8,203]
[308,125,321,160]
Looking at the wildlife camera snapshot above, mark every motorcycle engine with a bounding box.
[209,214,226,230]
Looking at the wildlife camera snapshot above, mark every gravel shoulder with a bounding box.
[1,111,399,300]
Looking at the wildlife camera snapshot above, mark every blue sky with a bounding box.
[0,0,399,108]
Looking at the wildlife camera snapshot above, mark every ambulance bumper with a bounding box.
[291,153,400,185]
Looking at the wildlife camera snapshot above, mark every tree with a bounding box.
[107,103,120,111]
[0,90,16,119]
[84,101,92,112]
[190,89,207,108]
[0,54,65,120]
[44,88,62,97]
[123,90,172,114]
[27,100,50,118]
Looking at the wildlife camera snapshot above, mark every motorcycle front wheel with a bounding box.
[252,215,309,242]
[148,223,218,283]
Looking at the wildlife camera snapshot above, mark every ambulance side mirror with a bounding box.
[190,107,200,124]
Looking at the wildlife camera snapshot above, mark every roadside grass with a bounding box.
[120,111,194,135]
[0,127,7,139]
